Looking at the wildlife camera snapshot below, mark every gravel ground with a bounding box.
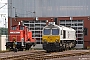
[47,54,90,60]
[0,50,90,60]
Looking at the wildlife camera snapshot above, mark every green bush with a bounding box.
[0,28,8,35]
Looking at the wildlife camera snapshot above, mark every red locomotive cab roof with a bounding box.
[11,25,24,27]
[11,25,17,27]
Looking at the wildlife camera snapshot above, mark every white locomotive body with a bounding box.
[60,25,76,41]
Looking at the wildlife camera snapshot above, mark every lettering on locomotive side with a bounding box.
[10,32,20,34]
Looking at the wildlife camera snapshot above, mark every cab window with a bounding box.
[12,27,16,30]
[52,29,59,35]
[43,29,51,35]
[20,26,24,30]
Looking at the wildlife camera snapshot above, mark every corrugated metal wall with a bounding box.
[8,0,90,17]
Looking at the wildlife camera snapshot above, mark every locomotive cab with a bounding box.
[6,24,36,51]
[42,27,60,43]
[42,22,61,52]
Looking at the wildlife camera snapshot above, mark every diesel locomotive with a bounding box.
[42,22,76,52]
[6,22,36,51]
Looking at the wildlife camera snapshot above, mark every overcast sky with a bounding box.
[0,0,8,28]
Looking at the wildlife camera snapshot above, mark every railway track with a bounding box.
[0,50,90,60]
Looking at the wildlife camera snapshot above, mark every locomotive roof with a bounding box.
[11,25,17,27]
[60,25,75,31]
[44,24,75,31]
[11,25,25,27]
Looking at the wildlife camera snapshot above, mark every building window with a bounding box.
[84,27,88,35]
[54,18,58,24]
[78,41,83,44]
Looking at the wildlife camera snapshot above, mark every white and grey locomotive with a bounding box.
[42,22,76,52]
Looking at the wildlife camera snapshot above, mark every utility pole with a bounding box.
[13,7,17,17]
[5,17,6,29]
[13,7,17,22]
[4,17,7,36]
[10,0,12,29]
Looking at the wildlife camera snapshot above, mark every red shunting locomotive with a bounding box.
[6,22,36,50]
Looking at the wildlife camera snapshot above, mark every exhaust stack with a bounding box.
[18,22,20,25]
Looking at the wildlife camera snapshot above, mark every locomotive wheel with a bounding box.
[26,45,31,50]
[25,47,29,50]
[26,48,29,50]
[25,44,32,50]
[69,47,71,50]
[62,46,65,51]
[46,50,50,53]
[59,47,63,52]
[18,48,23,51]
[13,48,18,52]
[21,48,24,51]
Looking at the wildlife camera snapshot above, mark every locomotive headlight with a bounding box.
[43,39,46,42]
[55,39,59,42]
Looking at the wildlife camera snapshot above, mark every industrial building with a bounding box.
[8,0,90,48]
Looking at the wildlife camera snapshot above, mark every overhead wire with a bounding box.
[0,3,7,9]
